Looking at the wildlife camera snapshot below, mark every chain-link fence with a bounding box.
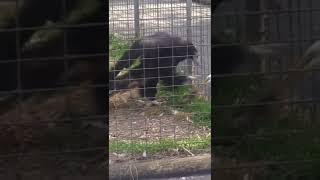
[109,0,211,179]
[0,1,107,179]
[214,0,320,179]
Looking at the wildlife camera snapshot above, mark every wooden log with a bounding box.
[109,153,211,180]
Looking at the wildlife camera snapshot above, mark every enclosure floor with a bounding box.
[109,90,211,162]
[111,105,210,137]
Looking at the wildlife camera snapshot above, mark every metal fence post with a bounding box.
[134,0,140,38]
[186,0,193,76]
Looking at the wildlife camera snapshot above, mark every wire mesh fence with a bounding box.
[109,0,211,178]
[0,0,107,179]
[214,0,320,179]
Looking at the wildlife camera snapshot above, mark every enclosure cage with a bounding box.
[214,0,320,179]
[109,0,211,179]
[0,0,107,179]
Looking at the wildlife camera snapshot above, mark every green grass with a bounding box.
[109,34,141,76]
[109,136,211,155]
[157,84,211,128]
[109,34,129,63]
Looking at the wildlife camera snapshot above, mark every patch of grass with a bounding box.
[109,136,211,155]
[157,84,211,128]
[185,99,211,127]
[109,34,129,67]
[109,34,142,75]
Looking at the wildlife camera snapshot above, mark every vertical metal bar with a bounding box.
[15,0,22,126]
[126,0,130,39]
[309,0,316,125]
[260,0,268,73]
[274,1,282,73]
[157,0,159,32]
[61,0,70,118]
[238,0,247,43]
[199,5,204,93]
[297,0,302,55]
[186,0,193,76]
[134,0,140,38]
[287,0,296,119]
[171,0,174,34]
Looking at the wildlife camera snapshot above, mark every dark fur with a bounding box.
[109,32,197,100]
[0,0,106,115]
